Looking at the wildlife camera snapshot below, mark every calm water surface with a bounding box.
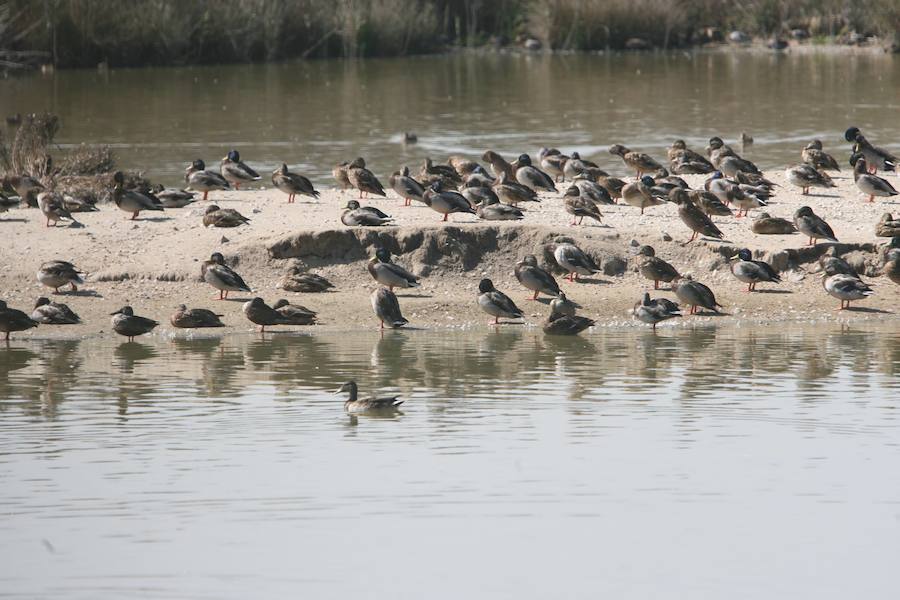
[1,323,899,598]
[3,51,900,186]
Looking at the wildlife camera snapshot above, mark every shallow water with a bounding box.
[1,323,899,598]
[3,51,900,187]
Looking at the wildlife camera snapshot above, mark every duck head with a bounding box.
[112,170,125,188]
[375,247,392,262]
[225,149,240,162]
[668,188,689,204]
[429,181,443,193]
[519,254,538,266]
[564,185,580,198]
[34,297,50,308]
[401,166,410,176]
[642,292,652,306]
[608,144,627,157]
[478,278,495,293]
[638,245,655,257]
[210,252,226,264]
[570,151,581,160]
[707,136,724,149]
[335,381,357,395]
[794,206,814,218]
[671,139,686,150]
[187,159,205,173]
[204,204,220,214]
[640,175,656,188]
[110,306,134,316]
[350,157,366,168]
[844,127,860,143]
[345,200,361,210]
[517,154,532,167]
[736,248,753,261]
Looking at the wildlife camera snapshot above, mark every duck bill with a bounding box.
[109,309,122,315]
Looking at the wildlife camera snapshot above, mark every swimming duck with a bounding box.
[348,157,386,198]
[572,176,614,205]
[477,278,524,325]
[671,275,722,315]
[272,299,317,325]
[243,297,290,332]
[549,291,578,317]
[185,159,230,200]
[220,150,260,190]
[110,306,159,341]
[203,204,250,227]
[636,245,680,290]
[371,287,408,329]
[730,248,781,291]
[822,273,873,310]
[368,248,420,291]
[553,241,600,282]
[493,171,539,206]
[785,164,835,195]
[543,304,594,336]
[688,189,733,218]
[669,188,724,243]
[272,163,319,203]
[851,156,898,203]
[801,140,840,171]
[153,187,196,208]
[279,270,334,293]
[476,200,524,221]
[38,192,79,227]
[876,213,900,238]
[422,181,476,222]
[31,297,80,324]
[0,300,38,340]
[419,157,462,189]
[844,127,897,173]
[608,144,663,178]
[482,150,516,181]
[170,304,225,328]
[751,212,798,235]
[632,293,681,330]
[793,206,837,246]
[562,152,602,181]
[563,185,603,226]
[389,167,425,206]
[112,171,163,220]
[883,249,900,285]
[337,381,404,413]
[621,176,665,214]
[332,161,354,190]
[202,252,252,300]
[515,254,560,300]
[37,260,84,293]
[341,200,394,227]
[514,154,557,192]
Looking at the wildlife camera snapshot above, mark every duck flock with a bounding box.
[1,127,899,344]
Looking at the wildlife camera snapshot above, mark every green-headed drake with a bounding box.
[220,150,260,190]
[730,248,781,292]
[342,200,394,227]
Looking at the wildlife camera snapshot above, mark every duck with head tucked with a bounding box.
[0,300,39,340]
[243,297,290,332]
[272,163,319,203]
[822,272,874,310]
[622,176,665,215]
[202,252,252,300]
[883,249,900,286]
[876,213,900,238]
[477,278,524,325]
[543,303,594,336]
[185,159,230,200]
[515,254,560,300]
[482,150,516,181]
[632,293,681,330]
[514,154,557,192]
[785,164,835,195]
[341,200,394,227]
[31,297,80,324]
[751,212,798,235]
[422,181,476,222]
[110,306,158,342]
[220,150,260,190]
[272,299,317,325]
[203,204,250,227]
[801,140,840,171]
[348,157,386,199]
[671,275,722,315]
[170,304,225,328]
[793,206,838,246]
[493,171,539,206]
[553,240,600,282]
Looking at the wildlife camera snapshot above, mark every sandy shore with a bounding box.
[1,168,897,340]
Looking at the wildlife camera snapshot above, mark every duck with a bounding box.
[0,192,20,216]
[667,140,715,174]
[730,248,781,291]
[876,213,900,238]
[845,127,897,173]
[482,150,516,181]
[476,201,524,221]
[553,241,600,282]
[371,287,408,329]
[279,270,334,293]
[347,157,386,198]
[752,212,798,235]
[170,304,225,328]
[822,273,874,310]
[515,254,560,300]
[389,167,425,206]
[572,177,614,205]
[820,254,859,278]
[110,306,159,341]
[31,297,80,324]
[636,245,680,290]
[202,252,252,300]
[851,155,898,203]
[718,154,761,177]
[448,156,487,179]
[0,300,39,340]
[336,381,404,413]
[794,206,838,246]
[549,292,578,317]
[272,163,319,203]
[203,204,250,227]
[621,176,665,214]
[367,248,420,291]
[608,144,663,178]
[689,189,733,218]
[243,297,290,332]
[37,260,84,293]
[341,200,394,226]
[671,276,722,315]
[514,154,557,192]
[595,175,627,201]
[462,179,500,207]
[802,140,840,171]
[883,249,900,285]
[562,152,602,181]
[61,191,99,213]
[543,305,594,336]
[734,170,777,190]
[272,298,317,325]
[669,188,724,243]
[493,171,539,206]
[563,185,603,226]
[785,164,835,195]
[477,278,524,325]
[153,187,196,208]
[220,150,260,190]
[112,171,163,220]
[1,174,44,207]
[422,181,476,222]
[419,157,462,189]
[185,159,230,200]
[632,293,681,330]
[38,192,79,227]
[539,148,568,182]
[706,172,764,217]
[332,161,354,190]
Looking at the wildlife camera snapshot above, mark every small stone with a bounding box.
[629,239,640,247]
[661,231,673,242]
[221,236,229,243]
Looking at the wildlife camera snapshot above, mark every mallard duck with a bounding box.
[549,292,577,317]
[341,200,394,226]
[553,241,600,282]
[422,182,476,222]
[112,171,163,220]
[637,246,680,290]
[622,176,665,214]
[272,298,317,325]
[493,171,539,206]
[38,192,79,227]
[110,306,158,341]
[61,191,99,213]
[448,156,485,178]
[220,150,260,190]
[563,185,603,226]
[389,167,425,206]
[822,273,873,310]
[689,189,732,217]
[332,161,353,190]
[243,297,289,332]
[668,140,715,174]
[595,175,626,201]
[419,157,462,189]
[543,305,594,336]
[572,177,614,205]
[802,140,840,171]
[153,187,196,208]
[477,278,524,325]
[348,157,386,198]
[845,127,897,173]
[515,254,560,300]
[608,144,662,178]
[170,304,225,328]
[706,172,765,217]
[272,163,319,203]
[371,287,408,329]
[876,213,900,238]
[734,170,777,190]
[202,252,252,300]
[752,212,797,235]
[1,174,44,207]
[368,248,420,291]
[653,168,689,189]
[37,260,84,293]
[785,164,835,195]
[730,248,781,291]
[671,276,722,315]
[203,204,250,227]
[632,293,681,330]
[669,188,724,243]
[31,297,80,324]
[461,179,499,207]
[794,206,837,246]
[538,148,568,182]
[851,155,898,202]
[482,150,516,181]
[476,201,524,221]
[0,192,20,216]
[820,254,859,278]
[336,381,404,413]
[279,271,334,293]
[718,154,761,177]
[465,171,495,188]
[185,160,230,200]
[512,154,556,192]
[883,249,900,285]
[562,152,602,181]
[0,300,39,340]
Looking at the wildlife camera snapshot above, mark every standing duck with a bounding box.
[371,287,408,329]
[332,161,353,190]
[477,278,524,325]
[38,192,79,227]
[802,140,840,171]
[622,176,665,215]
[543,304,594,336]
[608,144,663,178]
[572,177,614,205]
[671,276,722,315]
[272,299,317,325]
[348,157,386,198]
[112,171,163,220]
[689,189,733,218]
[272,163,319,203]
[822,273,874,310]
[242,297,290,332]
[341,200,394,227]
[419,157,462,189]
[202,252,252,300]
[31,297,80,324]
[0,300,39,340]
[563,152,601,181]
[110,306,159,341]
[730,249,781,291]
[563,185,603,226]
[845,127,897,173]
[794,206,838,246]
[632,293,681,330]
[493,171,539,206]
[203,204,250,227]
[785,164,835,195]
[553,241,600,282]
[515,254,560,300]
[539,148,568,182]
[220,150,260,190]
[170,305,225,328]
[422,181,476,222]
[482,150,516,181]
[636,246,680,290]
[669,188,724,243]
[336,381,404,413]
[367,248,420,291]
[37,260,84,293]
[668,140,715,174]
[851,156,898,203]
[185,159,230,201]
[389,167,425,206]
[514,154,557,192]
[1,174,44,207]
[752,213,798,235]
